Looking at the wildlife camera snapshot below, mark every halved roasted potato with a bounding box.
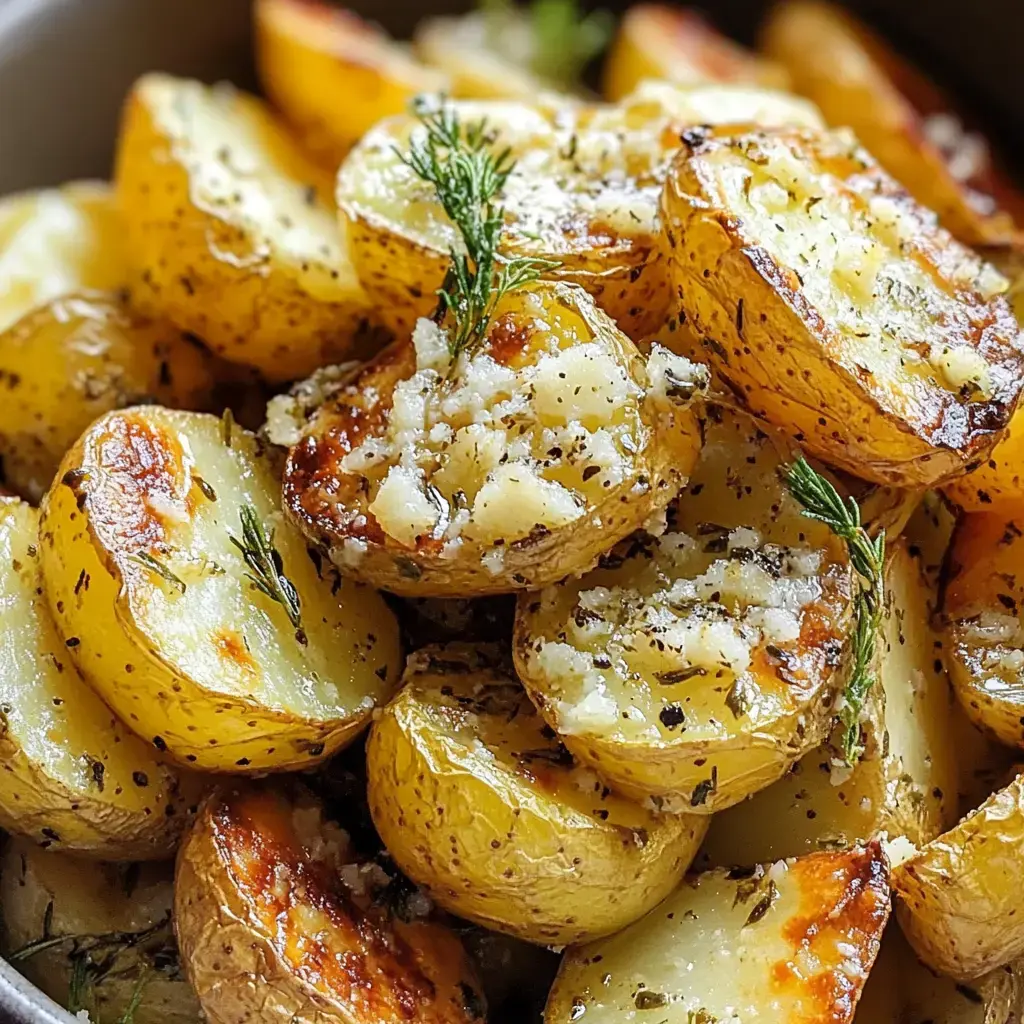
[367,644,706,945]
[545,843,890,1023]
[514,405,853,813]
[115,72,386,383]
[0,293,218,502]
[663,126,1024,487]
[0,840,199,1024]
[945,408,1024,513]
[894,773,1024,981]
[284,282,706,596]
[603,4,790,102]
[0,498,195,859]
[176,782,486,1024]
[39,406,401,772]
[254,0,448,168]
[761,0,1024,247]
[0,181,126,333]
[337,83,822,337]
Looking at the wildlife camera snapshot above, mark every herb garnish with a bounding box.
[130,552,186,595]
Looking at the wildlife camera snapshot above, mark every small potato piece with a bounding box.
[945,408,1024,513]
[0,181,126,332]
[664,126,1024,487]
[514,406,852,813]
[176,783,485,1024]
[115,73,384,383]
[0,293,217,502]
[284,283,706,596]
[0,498,194,859]
[254,0,448,168]
[367,645,706,945]
[603,5,790,102]
[40,406,400,772]
[894,774,1024,981]
[0,840,199,1024]
[337,84,822,336]
[545,843,890,1023]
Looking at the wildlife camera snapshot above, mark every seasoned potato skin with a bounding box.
[944,408,1024,513]
[175,783,486,1024]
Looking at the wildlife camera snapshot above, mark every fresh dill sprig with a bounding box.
[784,458,886,763]
[400,97,558,361]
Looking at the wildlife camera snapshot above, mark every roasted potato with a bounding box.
[663,125,1024,487]
[906,489,958,590]
[337,83,822,337]
[0,498,195,859]
[175,782,486,1024]
[0,181,126,333]
[115,72,386,383]
[283,282,706,596]
[0,293,218,502]
[0,840,199,1024]
[761,0,1024,247]
[894,774,1024,981]
[603,4,790,102]
[545,843,890,1023]
[514,405,853,813]
[254,0,448,169]
[944,408,1024,513]
[39,406,401,772]
[367,644,706,945]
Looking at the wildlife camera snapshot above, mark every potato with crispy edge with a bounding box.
[175,782,486,1024]
[0,498,196,859]
[663,126,1024,487]
[115,73,387,383]
[514,405,853,813]
[545,843,890,1024]
[284,282,706,596]
[39,406,400,772]
[367,644,706,945]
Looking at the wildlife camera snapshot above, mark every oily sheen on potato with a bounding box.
[39,406,400,772]
[366,645,706,945]
[663,125,1024,487]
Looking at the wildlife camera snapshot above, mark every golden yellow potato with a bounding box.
[0,181,126,333]
[0,498,195,859]
[366,644,707,945]
[905,490,958,590]
[175,782,486,1024]
[283,282,706,596]
[514,405,853,813]
[115,72,386,383]
[545,843,891,1023]
[945,408,1024,513]
[0,840,199,1024]
[663,126,1024,487]
[39,406,401,772]
[254,0,448,169]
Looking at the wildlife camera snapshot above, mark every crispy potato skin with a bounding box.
[663,127,1024,487]
[944,408,1024,513]
[366,645,706,945]
[175,784,485,1024]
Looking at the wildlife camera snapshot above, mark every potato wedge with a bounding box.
[115,72,386,383]
[545,843,890,1023]
[367,644,706,945]
[894,774,1024,981]
[945,408,1024,513]
[0,840,199,1024]
[0,293,218,502]
[39,406,400,772]
[337,84,822,337]
[761,0,1024,247]
[0,181,126,333]
[254,0,448,169]
[284,282,706,596]
[603,5,790,102]
[514,405,853,813]
[176,782,486,1024]
[0,498,195,859]
[663,126,1024,487]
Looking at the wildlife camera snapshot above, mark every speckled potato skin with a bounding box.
[366,645,707,945]
[944,407,1024,513]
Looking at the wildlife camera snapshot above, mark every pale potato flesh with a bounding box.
[39,407,400,771]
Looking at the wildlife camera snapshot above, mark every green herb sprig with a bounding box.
[784,458,885,763]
